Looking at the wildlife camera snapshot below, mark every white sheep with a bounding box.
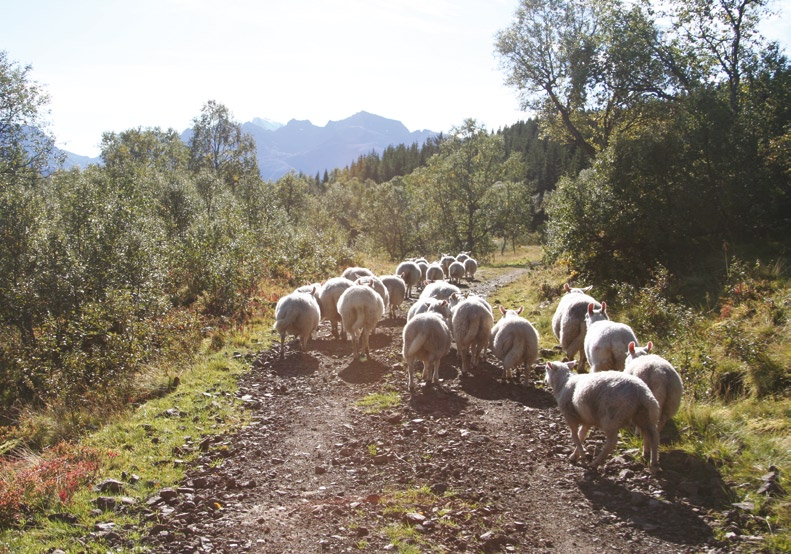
[274,289,321,360]
[407,297,452,322]
[583,302,639,372]
[354,275,390,314]
[395,261,422,299]
[440,253,456,276]
[451,296,494,376]
[380,274,407,319]
[416,261,429,284]
[419,281,461,302]
[337,282,385,361]
[464,257,478,280]
[318,277,354,339]
[456,251,470,263]
[342,266,374,281]
[448,261,465,285]
[491,306,540,381]
[625,341,683,433]
[551,284,601,372]
[544,360,660,472]
[402,312,453,390]
[426,263,444,282]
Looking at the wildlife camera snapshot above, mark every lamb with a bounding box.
[380,274,407,319]
[337,282,385,361]
[273,288,321,360]
[395,261,422,299]
[625,341,683,433]
[426,263,445,282]
[451,296,494,376]
[440,253,456,277]
[491,306,540,381]
[317,277,354,339]
[464,257,478,280]
[551,284,601,372]
[583,302,639,372]
[448,261,465,285]
[544,360,660,472]
[354,275,390,312]
[402,311,453,390]
[416,261,429,283]
[342,266,374,281]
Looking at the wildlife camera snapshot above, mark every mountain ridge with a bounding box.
[61,111,437,180]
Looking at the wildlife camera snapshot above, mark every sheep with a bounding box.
[440,254,456,277]
[318,277,354,339]
[419,281,461,302]
[456,251,470,263]
[463,257,478,280]
[337,282,385,361]
[407,297,452,322]
[342,266,374,281]
[273,288,321,360]
[395,261,422,298]
[380,274,407,319]
[296,282,323,303]
[625,341,683,433]
[402,312,453,390]
[416,261,429,284]
[448,261,465,285]
[426,263,444,282]
[544,360,660,472]
[451,296,494,376]
[354,275,390,313]
[583,302,639,372]
[491,306,540,381]
[551,284,601,372]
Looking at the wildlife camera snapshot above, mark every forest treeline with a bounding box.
[1,0,790,435]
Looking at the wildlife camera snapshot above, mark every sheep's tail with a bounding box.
[348,307,366,333]
[460,317,481,345]
[274,309,297,334]
[406,330,429,359]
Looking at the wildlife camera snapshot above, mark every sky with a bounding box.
[4,0,791,158]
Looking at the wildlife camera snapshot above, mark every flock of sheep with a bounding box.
[273,256,683,474]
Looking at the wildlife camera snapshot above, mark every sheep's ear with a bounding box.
[567,360,578,370]
[628,341,636,354]
[647,341,653,352]
[601,301,607,312]
[440,300,447,306]
[588,303,594,314]
[517,306,524,314]
[582,285,593,292]
[499,305,506,315]
[564,283,571,292]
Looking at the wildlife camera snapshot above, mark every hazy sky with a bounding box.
[4,0,791,157]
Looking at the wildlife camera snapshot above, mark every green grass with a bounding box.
[0,326,274,553]
[355,389,402,414]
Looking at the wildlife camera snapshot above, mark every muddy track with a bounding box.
[141,268,737,553]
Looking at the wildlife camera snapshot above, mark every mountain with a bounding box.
[242,111,437,180]
[58,111,438,181]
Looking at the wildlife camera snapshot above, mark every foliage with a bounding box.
[0,442,106,527]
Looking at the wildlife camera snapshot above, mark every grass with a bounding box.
[355,389,401,414]
[0,323,275,553]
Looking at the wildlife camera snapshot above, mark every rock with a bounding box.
[95,479,126,494]
[159,487,179,501]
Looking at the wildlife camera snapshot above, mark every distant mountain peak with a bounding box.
[250,117,283,131]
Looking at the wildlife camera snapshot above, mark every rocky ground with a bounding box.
[137,269,750,553]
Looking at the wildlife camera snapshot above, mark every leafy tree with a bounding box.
[495,0,681,155]
[273,172,312,225]
[417,120,518,257]
[0,51,61,180]
[188,100,259,194]
[101,127,189,176]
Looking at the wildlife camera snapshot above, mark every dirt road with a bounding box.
[142,269,735,553]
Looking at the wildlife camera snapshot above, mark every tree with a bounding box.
[188,100,259,194]
[0,50,60,180]
[495,0,680,155]
[101,127,189,175]
[418,120,518,257]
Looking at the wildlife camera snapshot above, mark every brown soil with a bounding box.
[141,269,743,553]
